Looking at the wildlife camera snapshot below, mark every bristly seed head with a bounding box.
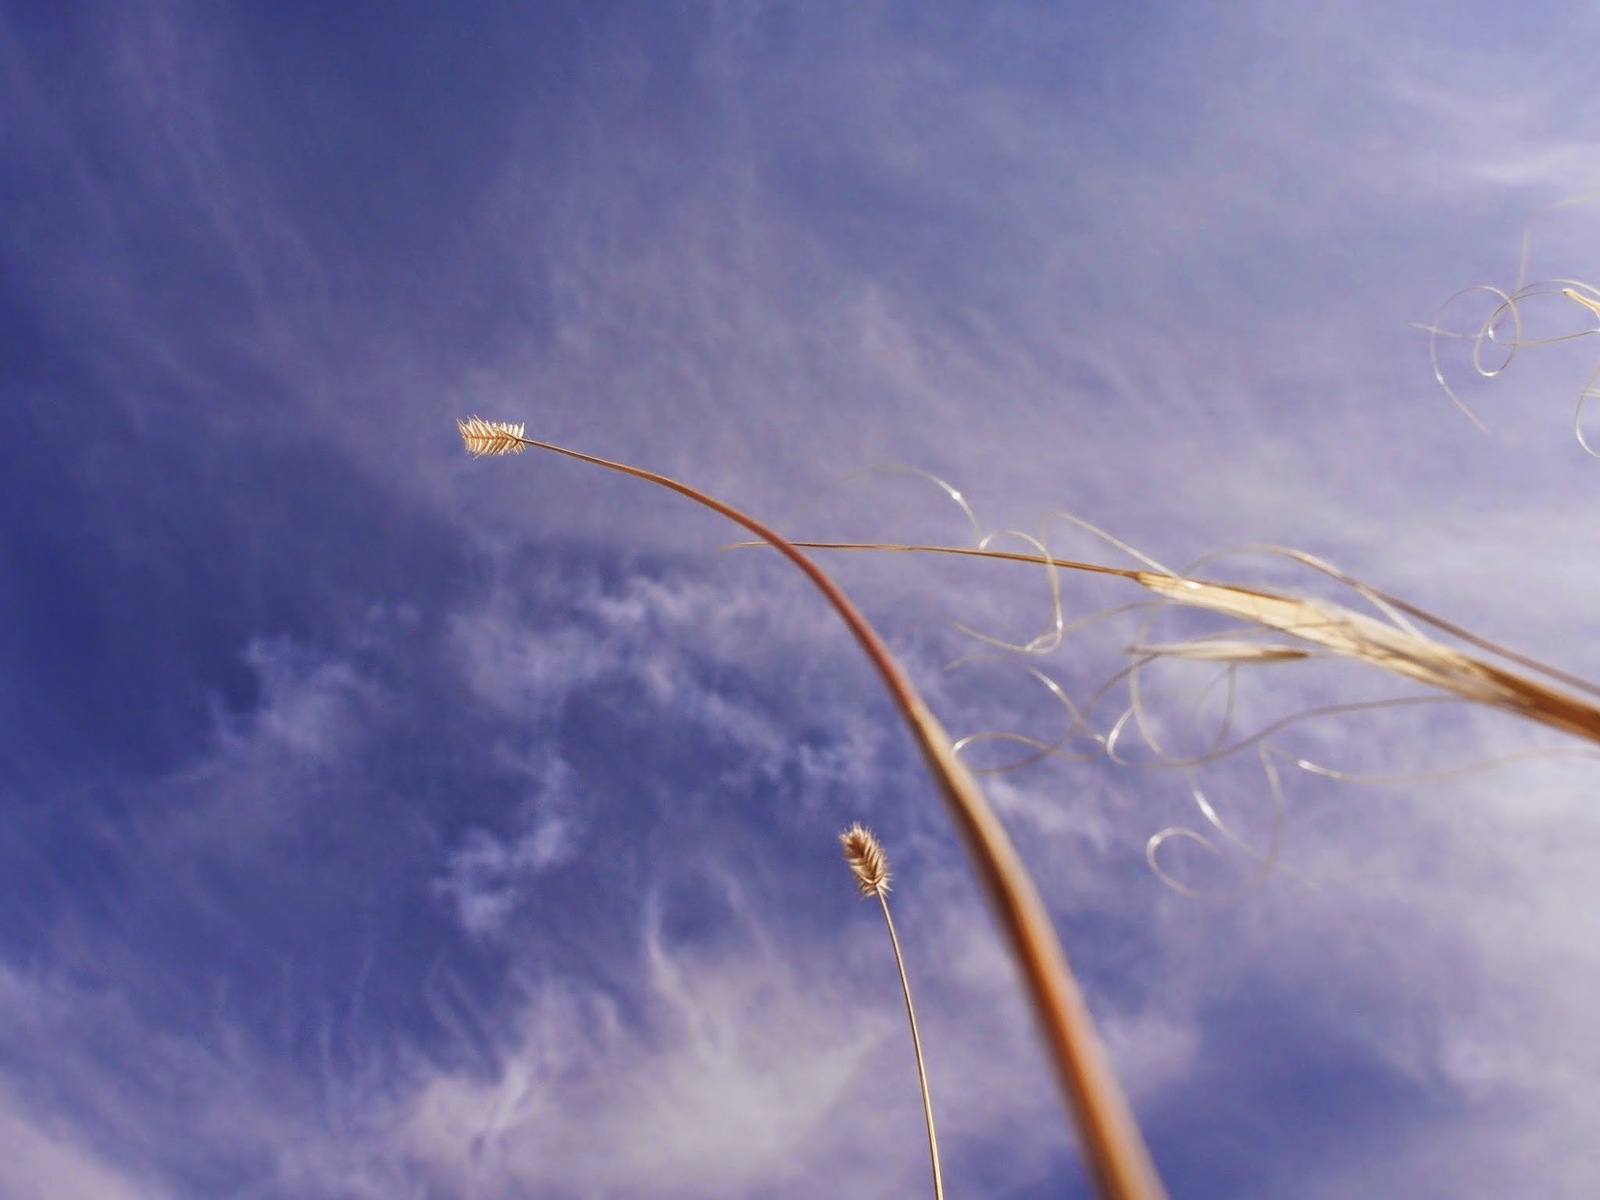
[840,822,892,898]
[457,416,528,457]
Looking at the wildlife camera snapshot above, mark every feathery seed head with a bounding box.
[458,416,527,457]
[840,822,892,897]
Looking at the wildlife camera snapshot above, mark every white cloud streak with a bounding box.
[15,1,1600,1196]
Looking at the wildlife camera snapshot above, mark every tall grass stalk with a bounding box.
[761,539,1600,748]
[457,418,1169,1200]
[840,822,944,1200]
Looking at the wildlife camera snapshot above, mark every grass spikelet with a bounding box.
[457,416,528,457]
[841,821,892,896]
[840,823,941,1200]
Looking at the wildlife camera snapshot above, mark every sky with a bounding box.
[6,1,1600,1197]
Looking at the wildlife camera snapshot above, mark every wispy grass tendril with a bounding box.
[1418,195,1600,455]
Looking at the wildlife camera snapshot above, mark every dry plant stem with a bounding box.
[878,889,944,1200]
[842,823,942,1200]
[460,422,1168,1200]
[772,541,1600,748]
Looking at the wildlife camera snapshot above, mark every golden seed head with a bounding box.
[840,822,892,898]
[457,416,527,457]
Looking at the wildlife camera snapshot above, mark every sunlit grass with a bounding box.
[458,392,1600,1195]
[458,417,1169,1200]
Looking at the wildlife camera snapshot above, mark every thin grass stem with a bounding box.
[841,822,943,1200]
[879,890,943,1200]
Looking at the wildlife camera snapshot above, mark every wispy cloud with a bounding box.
[12,0,1600,1196]
[0,1085,155,1200]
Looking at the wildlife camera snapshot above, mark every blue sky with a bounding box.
[7,1,1600,1197]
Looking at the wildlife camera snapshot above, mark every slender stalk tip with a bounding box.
[1564,286,1600,320]
[458,416,528,457]
[841,822,893,898]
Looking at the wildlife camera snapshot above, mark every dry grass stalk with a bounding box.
[839,823,941,1200]
[768,540,1600,749]
[458,420,1170,1200]
[1126,639,1311,664]
[1140,575,1600,743]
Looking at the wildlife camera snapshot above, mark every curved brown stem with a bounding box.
[467,427,1168,1200]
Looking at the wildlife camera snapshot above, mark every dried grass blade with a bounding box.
[765,540,1600,749]
[1137,575,1600,743]
[1126,640,1312,664]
